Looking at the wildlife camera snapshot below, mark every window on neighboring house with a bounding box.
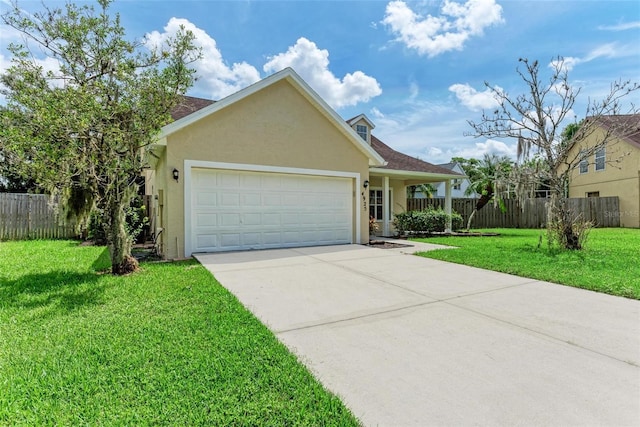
[579,151,588,174]
[586,191,600,198]
[595,147,605,171]
[356,124,368,141]
[369,189,392,221]
[453,179,461,190]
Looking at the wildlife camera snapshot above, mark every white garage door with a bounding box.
[189,168,353,253]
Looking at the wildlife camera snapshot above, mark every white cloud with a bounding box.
[409,80,420,100]
[598,21,640,31]
[382,0,504,57]
[263,37,381,109]
[448,83,501,111]
[370,107,385,118]
[453,138,517,159]
[145,17,261,99]
[550,43,628,72]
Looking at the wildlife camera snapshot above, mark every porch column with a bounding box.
[445,179,452,232]
[383,175,390,236]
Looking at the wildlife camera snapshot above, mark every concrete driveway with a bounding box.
[195,242,640,426]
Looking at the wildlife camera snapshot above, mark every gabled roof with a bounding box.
[370,135,463,177]
[347,114,376,130]
[171,96,215,121]
[160,67,385,166]
[596,114,640,149]
[437,162,456,170]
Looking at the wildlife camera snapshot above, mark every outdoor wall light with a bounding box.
[172,168,179,182]
[363,180,369,189]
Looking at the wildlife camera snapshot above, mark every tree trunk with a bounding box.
[106,193,139,275]
[466,209,477,231]
[547,195,582,250]
[467,186,493,231]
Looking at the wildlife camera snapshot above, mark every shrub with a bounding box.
[393,208,463,235]
[88,196,149,245]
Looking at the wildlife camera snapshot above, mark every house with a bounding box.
[410,162,473,198]
[145,68,462,258]
[566,114,640,228]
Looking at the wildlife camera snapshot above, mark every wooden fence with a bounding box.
[0,193,78,240]
[407,196,620,229]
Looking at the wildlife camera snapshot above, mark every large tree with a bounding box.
[467,57,639,249]
[456,154,512,230]
[0,0,200,273]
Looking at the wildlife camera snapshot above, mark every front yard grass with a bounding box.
[0,240,359,425]
[413,228,640,300]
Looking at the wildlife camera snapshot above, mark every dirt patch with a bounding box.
[366,240,414,249]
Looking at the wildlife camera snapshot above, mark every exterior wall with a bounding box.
[144,149,169,254]
[567,129,640,228]
[367,176,407,235]
[157,79,371,258]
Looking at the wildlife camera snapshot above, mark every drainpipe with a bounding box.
[383,176,390,236]
[445,179,452,232]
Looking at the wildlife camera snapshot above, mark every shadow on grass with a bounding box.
[0,271,106,313]
[91,247,112,272]
[0,247,112,318]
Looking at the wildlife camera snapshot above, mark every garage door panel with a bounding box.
[241,174,262,188]
[220,233,241,247]
[196,192,218,207]
[196,234,217,249]
[243,213,262,226]
[190,168,353,253]
[219,171,241,187]
[263,213,282,225]
[196,212,218,227]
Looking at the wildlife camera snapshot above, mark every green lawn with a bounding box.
[0,240,359,425]
[413,228,640,300]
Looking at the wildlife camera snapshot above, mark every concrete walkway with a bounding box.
[195,242,640,426]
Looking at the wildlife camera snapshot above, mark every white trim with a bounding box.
[369,186,394,232]
[382,176,390,236]
[369,168,462,180]
[348,113,376,130]
[595,147,606,171]
[183,160,361,257]
[160,68,385,166]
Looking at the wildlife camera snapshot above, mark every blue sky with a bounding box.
[1,0,639,164]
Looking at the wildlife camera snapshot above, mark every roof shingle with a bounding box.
[370,136,463,176]
[170,96,215,121]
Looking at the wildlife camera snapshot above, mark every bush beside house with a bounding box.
[393,208,463,235]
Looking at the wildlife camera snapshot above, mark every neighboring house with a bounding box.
[146,68,462,258]
[411,162,473,198]
[566,114,640,228]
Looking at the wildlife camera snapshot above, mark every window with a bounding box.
[369,189,383,220]
[586,191,600,198]
[453,179,461,190]
[595,147,605,171]
[579,151,588,174]
[356,124,368,141]
[369,189,392,221]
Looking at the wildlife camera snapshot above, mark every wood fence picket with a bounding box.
[0,193,78,240]
[406,196,620,229]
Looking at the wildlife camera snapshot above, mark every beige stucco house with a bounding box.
[145,68,461,259]
[567,114,640,228]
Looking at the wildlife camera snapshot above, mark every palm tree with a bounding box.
[407,183,437,199]
[464,154,512,230]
